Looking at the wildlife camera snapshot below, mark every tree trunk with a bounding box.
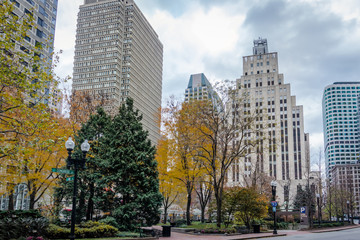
[86,182,95,221]
[164,208,168,224]
[8,192,14,210]
[29,190,36,210]
[186,191,192,225]
[201,205,205,223]
[78,188,86,224]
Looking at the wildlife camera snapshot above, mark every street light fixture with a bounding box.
[316,193,320,226]
[271,180,277,235]
[65,137,90,240]
[346,200,350,224]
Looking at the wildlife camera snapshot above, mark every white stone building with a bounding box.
[227,38,311,207]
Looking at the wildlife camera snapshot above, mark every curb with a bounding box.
[311,225,360,233]
[229,233,287,240]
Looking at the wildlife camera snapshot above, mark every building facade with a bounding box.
[72,0,163,144]
[0,0,59,210]
[322,82,360,178]
[228,38,311,207]
[184,73,222,111]
[330,164,360,216]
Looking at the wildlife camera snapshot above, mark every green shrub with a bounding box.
[266,221,289,230]
[0,210,49,239]
[45,224,70,239]
[173,219,187,227]
[99,216,120,229]
[45,221,118,239]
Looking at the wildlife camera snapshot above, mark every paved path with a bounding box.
[152,225,360,240]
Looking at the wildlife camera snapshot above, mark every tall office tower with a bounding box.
[10,0,58,64]
[10,0,58,106]
[72,0,163,144]
[228,38,311,206]
[323,82,360,178]
[0,0,59,211]
[184,73,222,111]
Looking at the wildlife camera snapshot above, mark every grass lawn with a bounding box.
[176,221,229,229]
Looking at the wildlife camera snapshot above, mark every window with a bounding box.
[10,0,20,7]
[20,46,29,53]
[24,36,31,42]
[39,5,48,17]
[37,17,44,27]
[26,0,34,5]
[36,29,43,38]
[24,8,32,16]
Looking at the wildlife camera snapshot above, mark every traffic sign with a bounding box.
[66,177,74,181]
[271,201,278,207]
[52,168,74,175]
[272,206,276,212]
[300,206,306,213]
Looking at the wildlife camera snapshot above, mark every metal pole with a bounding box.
[317,197,320,226]
[272,185,277,235]
[70,163,78,240]
[347,201,350,224]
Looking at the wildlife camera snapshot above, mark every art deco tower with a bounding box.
[229,38,311,205]
[72,0,163,144]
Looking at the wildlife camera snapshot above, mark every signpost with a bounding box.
[300,206,309,227]
[52,168,74,175]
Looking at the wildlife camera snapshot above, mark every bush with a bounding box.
[173,219,187,227]
[45,221,118,239]
[45,224,70,239]
[0,210,49,239]
[266,221,289,230]
[99,216,120,229]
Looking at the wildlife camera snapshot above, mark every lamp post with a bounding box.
[346,200,350,224]
[65,137,90,240]
[271,180,277,234]
[316,194,320,226]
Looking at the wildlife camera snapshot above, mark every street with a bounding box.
[267,227,360,240]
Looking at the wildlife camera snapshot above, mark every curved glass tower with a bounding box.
[322,82,360,177]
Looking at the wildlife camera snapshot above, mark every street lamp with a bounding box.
[316,193,320,226]
[65,137,90,240]
[271,180,277,235]
[346,200,350,224]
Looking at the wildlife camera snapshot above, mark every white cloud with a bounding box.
[147,4,246,98]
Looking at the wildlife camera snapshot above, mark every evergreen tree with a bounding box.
[99,98,162,230]
[293,184,316,227]
[54,108,111,222]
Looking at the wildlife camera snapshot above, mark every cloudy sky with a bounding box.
[54,0,360,165]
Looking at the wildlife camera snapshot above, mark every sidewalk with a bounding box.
[152,226,289,240]
[153,224,360,239]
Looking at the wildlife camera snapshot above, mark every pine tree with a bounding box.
[54,107,111,222]
[99,98,162,230]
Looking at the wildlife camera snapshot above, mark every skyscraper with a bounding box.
[322,82,360,178]
[184,73,222,112]
[72,0,163,144]
[0,0,59,210]
[229,38,311,205]
[10,0,58,63]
